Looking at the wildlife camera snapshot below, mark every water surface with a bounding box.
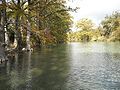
[0,42,120,90]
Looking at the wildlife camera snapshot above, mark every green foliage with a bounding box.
[101,11,120,41]
[68,18,98,42]
[76,18,95,31]
[68,11,120,42]
[0,0,73,50]
[67,29,101,42]
[101,11,120,37]
[30,0,73,46]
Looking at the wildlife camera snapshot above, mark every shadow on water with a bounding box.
[0,42,120,90]
[0,44,71,90]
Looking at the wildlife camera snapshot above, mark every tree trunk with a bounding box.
[0,0,6,61]
[26,0,31,51]
[3,0,9,49]
[15,0,23,51]
[26,20,31,51]
[0,23,6,62]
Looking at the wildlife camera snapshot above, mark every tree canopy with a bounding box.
[0,0,73,52]
[68,11,120,42]
[76,18,95,31]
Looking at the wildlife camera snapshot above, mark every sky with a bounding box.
[67,0,120,31]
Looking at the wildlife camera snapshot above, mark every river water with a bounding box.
[0,42,120,90]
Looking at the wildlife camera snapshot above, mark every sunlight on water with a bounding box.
[67,42,120,90]
[68,42,120,53]
[0,42,120,90]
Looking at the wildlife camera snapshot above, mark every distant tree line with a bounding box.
[68,11,120,42]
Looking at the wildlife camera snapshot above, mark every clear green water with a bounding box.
[0,42,120,90]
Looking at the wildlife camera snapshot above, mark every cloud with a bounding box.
[68,0,120,26]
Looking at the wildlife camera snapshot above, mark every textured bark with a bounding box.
[0,0,6,61]
[3,0,9,48]
[15,0,23,51]
[26,0,31,51]
[26,20,31,51]
[0,26,6,61]
[15,18,23,51]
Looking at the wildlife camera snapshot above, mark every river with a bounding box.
[0,42,120,90]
